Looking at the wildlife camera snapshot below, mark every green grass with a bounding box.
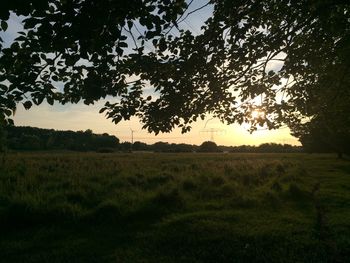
[0,152,349,262]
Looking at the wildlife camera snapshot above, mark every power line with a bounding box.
[200,128,226,142]
[118,136,196,140]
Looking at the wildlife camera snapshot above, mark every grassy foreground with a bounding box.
[0,152,349,262]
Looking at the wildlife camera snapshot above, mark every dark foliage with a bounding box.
[0,1,349,137]
[198,141,220,152]
[152,141,195,152]
[6,126,306,153]
[5,126,119,151]
[228,143,302,153]
[292,114,350,157]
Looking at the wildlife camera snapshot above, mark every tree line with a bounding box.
[0,125,306,153]
[3,126,119,152]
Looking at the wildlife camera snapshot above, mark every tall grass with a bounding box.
[0,152,349,262]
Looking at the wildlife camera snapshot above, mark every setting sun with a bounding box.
[251,109,266,120]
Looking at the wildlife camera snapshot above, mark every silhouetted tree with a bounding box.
[133,141,149,151]
[1,1,349,136]
[293,115,350,158]
[198,141,220,153]
[171,143,194,152]
[119,142,132,152]
[152,142,171,152]
[229,144,301,153]
[5,126,119,151]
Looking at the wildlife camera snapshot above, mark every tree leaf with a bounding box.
[23,101,32,110]
[1,20,7,31]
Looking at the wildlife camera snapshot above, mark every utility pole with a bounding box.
[130,128,136,151]
[200,118,225,142]
[200,128,225,142]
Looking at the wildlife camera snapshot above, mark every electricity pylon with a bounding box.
[200,118,225,142]
[200,128,225,142]
[130,128,136,151]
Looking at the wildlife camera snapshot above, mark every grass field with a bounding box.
[0,152,349,262]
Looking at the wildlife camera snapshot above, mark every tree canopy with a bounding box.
[198,141,220,152]
[0,0,349,139]
[5,125,120,151]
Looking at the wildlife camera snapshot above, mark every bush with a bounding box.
[197,141,221,152]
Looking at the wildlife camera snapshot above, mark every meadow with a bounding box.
[0,152,349,262]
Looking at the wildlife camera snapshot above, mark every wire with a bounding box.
[118,136,196,140]
[177,2,211,24]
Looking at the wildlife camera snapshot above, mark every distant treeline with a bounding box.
[92,141,303,153]
[4,126,119,151]
[223,143,302,153]
[2,126,303,153]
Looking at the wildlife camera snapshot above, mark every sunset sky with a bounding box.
[13,101,299,145]
[2,1,300,146]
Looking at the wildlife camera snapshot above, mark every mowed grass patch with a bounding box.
[0,152,349,262]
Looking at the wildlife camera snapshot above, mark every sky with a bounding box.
[1,1,300,146]
[13,101,299,145]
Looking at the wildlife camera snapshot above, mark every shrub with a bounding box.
[197,141,220,152]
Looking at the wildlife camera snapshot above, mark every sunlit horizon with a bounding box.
[13,101,300,146]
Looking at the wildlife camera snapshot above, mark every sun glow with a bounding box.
[240,107,268,133]
[251,109,265,120]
